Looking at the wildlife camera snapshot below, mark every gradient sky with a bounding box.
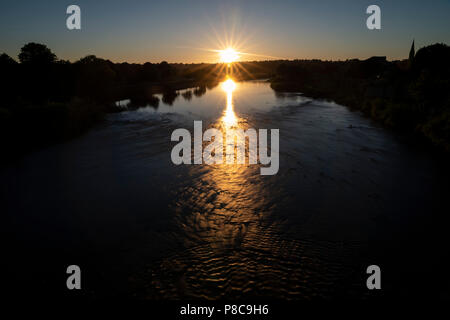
[1,0,449,63]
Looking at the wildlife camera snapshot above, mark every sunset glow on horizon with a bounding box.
[1,1,450,63]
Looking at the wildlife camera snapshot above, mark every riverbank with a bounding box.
[1,42,276,162]
[269,44,450,153]
[0,98,110,162]
[0,79,218,163]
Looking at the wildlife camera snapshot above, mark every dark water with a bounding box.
[2,80,449,300]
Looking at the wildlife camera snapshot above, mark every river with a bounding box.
[2,79,449,300]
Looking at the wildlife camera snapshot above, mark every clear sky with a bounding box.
[1,0,449,63]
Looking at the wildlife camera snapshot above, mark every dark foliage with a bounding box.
[3,41,448,160]
[270,43,450,151]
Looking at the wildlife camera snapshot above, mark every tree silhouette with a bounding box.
[75,55,116,101]
[0,53,17,66]
[158,61,173,79]
[18,42,57,65]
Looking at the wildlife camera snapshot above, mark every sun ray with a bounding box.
[233,62,255,79]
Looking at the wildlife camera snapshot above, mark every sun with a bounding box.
[219,48,240,63]
[221,78,236,92]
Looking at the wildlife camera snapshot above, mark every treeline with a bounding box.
[0,42,278,159]
[0,43,184,157]
[270,43,450,152]
[4,41,448,158]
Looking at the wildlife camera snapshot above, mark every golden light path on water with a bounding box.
[151,77,358,299]
[221,78,238,128]
[155,76,306,299]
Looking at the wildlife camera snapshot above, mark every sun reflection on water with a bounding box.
[221,78,238,128]
[160,78,288,299]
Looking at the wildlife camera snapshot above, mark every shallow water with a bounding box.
[2,80,449,299]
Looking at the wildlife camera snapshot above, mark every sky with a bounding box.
[1,0,450,63]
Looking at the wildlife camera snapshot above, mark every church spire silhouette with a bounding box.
[409,39,415,63]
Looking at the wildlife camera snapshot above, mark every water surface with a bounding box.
[2,80,449,299]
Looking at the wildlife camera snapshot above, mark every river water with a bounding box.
[2,79,449,300]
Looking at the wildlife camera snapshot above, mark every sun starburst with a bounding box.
[219,48,240,63]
